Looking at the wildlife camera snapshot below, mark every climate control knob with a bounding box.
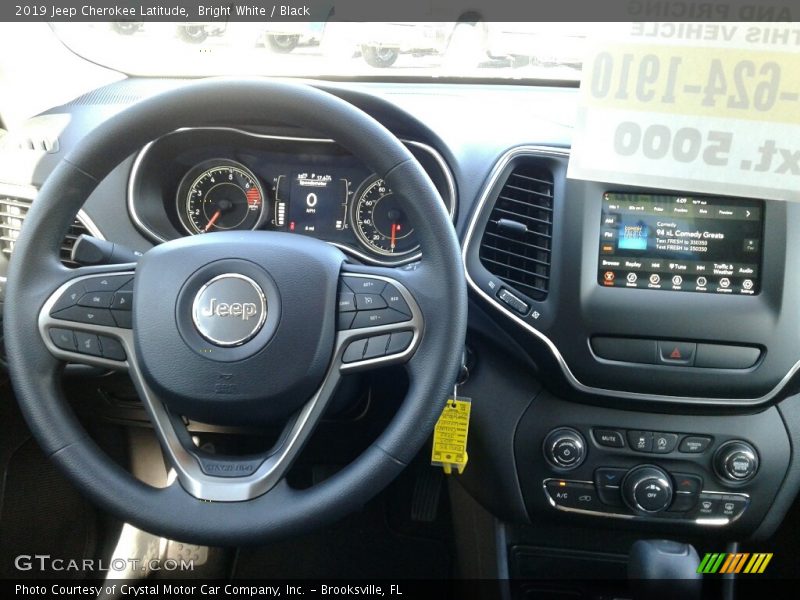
[622,466,673,514]
[714,441,759,483]
[543,428,586,470]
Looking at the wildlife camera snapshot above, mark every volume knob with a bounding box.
[543,428,586,470]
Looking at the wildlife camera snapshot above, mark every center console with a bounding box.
[461,147,800,540]
[515,393,790,534]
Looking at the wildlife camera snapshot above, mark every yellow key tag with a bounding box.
[431,395,471,475]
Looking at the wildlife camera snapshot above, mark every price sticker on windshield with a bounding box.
[568,23,800,202]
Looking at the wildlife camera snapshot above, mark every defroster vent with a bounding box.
[479,162,554,300]
[0,194,92,267]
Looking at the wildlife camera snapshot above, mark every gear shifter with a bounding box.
[628,540,702,600]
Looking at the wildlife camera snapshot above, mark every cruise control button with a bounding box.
[351,308,410,329]
[337,292,356,313]
[386,331,413,355]
[51,306,116,327]
[75,332,102,357]
[594,429,625,448]
[98,336,126,361]
[342,339,368,363]
[78,291,114,308]
[381,284,411,316]
[50,281,87,314]
[111,291,133,310]
[679,436,712,454]
[111,310,133,329]
[652,432,679,454]
[363,334,391,359]
[342,277,386,294]
[337,312,355,331]
[84,275,133,292]
[355,294,387,311]
[627,430,654,453]
[49,328,77,351]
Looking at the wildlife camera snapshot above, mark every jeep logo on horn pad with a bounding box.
[192,274,267,347]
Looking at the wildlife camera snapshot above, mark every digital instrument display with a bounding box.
[598,193,763,295]
[287,173,348,236]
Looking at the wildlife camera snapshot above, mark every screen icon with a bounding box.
[720,278,731,288]
[649,274,661,285]
[696,276,708,287]
[626,272,638,284]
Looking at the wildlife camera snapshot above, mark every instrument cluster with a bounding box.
[128,128,456,264]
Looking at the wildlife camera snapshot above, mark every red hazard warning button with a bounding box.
[657,341,696,366]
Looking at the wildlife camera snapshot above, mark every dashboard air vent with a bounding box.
[479,162,554,300]
[0,195,92,267]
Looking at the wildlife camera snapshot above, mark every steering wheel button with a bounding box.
[386,331,413,355]
[337,292,356,312]
[111,291,133,311]
[352,308,410,329]
[78,291,114,308]
[49,328,77,351]
[75,332,102,357]
[98,336,126,361]
[342,277,386,294]
[381,284,411,316]
[84,275,134,292]
[363,334,391,359]
[52,305,116,327]
[342,339,368,363]
[355,293,387,311]
[337,312,355,331]
[111,309,133,329]
[50,282,88,314]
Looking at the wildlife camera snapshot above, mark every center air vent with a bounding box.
[479,162,554,301]
[0,194,93,267]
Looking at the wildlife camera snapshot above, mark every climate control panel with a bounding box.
[514,393,790,534]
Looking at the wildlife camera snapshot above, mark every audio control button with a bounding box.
[544,428,586,470]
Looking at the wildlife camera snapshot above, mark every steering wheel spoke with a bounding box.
[38,266,136,370]
[336,266,424,373]
[126,355,343,501]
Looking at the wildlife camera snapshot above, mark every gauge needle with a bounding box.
[204,210,222,232]
[390,223,398,251]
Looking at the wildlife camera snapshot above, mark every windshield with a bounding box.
[48,21,591,79]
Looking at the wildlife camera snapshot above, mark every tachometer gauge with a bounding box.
[350,177,417,256]
[177,160,266,235]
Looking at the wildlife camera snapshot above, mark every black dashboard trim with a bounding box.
[126,127,457,266]
[462,146,800,407]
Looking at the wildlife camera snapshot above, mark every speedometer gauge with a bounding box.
[177,160,266,235]
[350,177,417,256]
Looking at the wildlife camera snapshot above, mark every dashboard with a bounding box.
[127,127,456,265]
[3,77,800,558]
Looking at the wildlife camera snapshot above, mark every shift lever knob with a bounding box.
[628,540,702,600]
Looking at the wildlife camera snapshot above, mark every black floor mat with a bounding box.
[0,438,98,579]
[232,470,453,579]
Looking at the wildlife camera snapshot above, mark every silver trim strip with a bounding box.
[38,270,422,501]
[461,145,800,406]
[126,128,457,266]
[0,182,106,241]
[541,478,749,527]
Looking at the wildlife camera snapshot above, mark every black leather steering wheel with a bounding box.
[3,79,467,545]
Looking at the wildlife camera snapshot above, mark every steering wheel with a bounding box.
[3,79,467,545]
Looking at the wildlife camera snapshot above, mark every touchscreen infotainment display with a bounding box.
[598,193,763,295]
